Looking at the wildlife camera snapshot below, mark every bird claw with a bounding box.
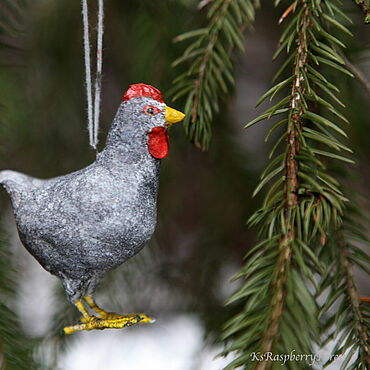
[96,311,122,320]
[63,313,155,335]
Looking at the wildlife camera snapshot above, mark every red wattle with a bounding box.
[148,127,169,159]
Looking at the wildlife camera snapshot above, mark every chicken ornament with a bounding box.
[0,83,185,334]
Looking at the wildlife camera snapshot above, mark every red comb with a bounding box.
[122,83,163,103]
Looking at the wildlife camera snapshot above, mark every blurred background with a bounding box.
[0,0,368,369]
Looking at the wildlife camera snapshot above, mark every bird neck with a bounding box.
[98,125,160,168]
[98,104,162,171]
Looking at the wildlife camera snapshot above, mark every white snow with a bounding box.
[60,315,233,370]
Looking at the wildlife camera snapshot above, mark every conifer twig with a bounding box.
[256,237,292,370]
[337,231,370,366]
[190,0,232,149]
[354,0,370,23]
[171,0,256,149]
[220,1,366,368]
[257,6,311,367]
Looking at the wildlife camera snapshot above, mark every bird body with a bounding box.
[0,84,185,333]
[1,155,159,302]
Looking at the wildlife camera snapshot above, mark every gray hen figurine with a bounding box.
[0,83,185,334]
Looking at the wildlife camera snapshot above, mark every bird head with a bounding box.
[114,83,185,159]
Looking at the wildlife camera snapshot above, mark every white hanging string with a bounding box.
[81,0,104,153]
[94,0,104,147]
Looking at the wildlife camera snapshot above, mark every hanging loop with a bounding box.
[81,0,104,154]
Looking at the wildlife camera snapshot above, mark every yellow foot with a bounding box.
[63,313,155,335]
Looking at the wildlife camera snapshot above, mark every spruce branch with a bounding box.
[320,219,370,369]
[221,1,362,368]
[170,0,257,150]
[257,5,312,364]
[338,233,370,366]
[354,0,370,23]
[256,235,292,370]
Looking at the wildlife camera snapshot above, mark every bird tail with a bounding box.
[0,170,20,183]
[0,170,18,189]
[0,170,34,208]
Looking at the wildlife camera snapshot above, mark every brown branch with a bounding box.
[191,32,216,123]
[256,235,292,370]
[284,4,311,207]
[256,5,312,369]
[337,232,370,366]
[354,0,370,22]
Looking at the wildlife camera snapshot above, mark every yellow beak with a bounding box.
[165,106,186,127]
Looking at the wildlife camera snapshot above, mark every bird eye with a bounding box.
[143,105,161,116]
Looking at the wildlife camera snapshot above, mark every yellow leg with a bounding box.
[84,295,154,323]
[63,300,94,335]
[84,295,118,318]
[63,297,155,335]
[76,300,91,319]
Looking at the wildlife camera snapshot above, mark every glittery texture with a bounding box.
[0,90,179,304]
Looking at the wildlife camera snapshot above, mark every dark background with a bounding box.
[0,0,368,368]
